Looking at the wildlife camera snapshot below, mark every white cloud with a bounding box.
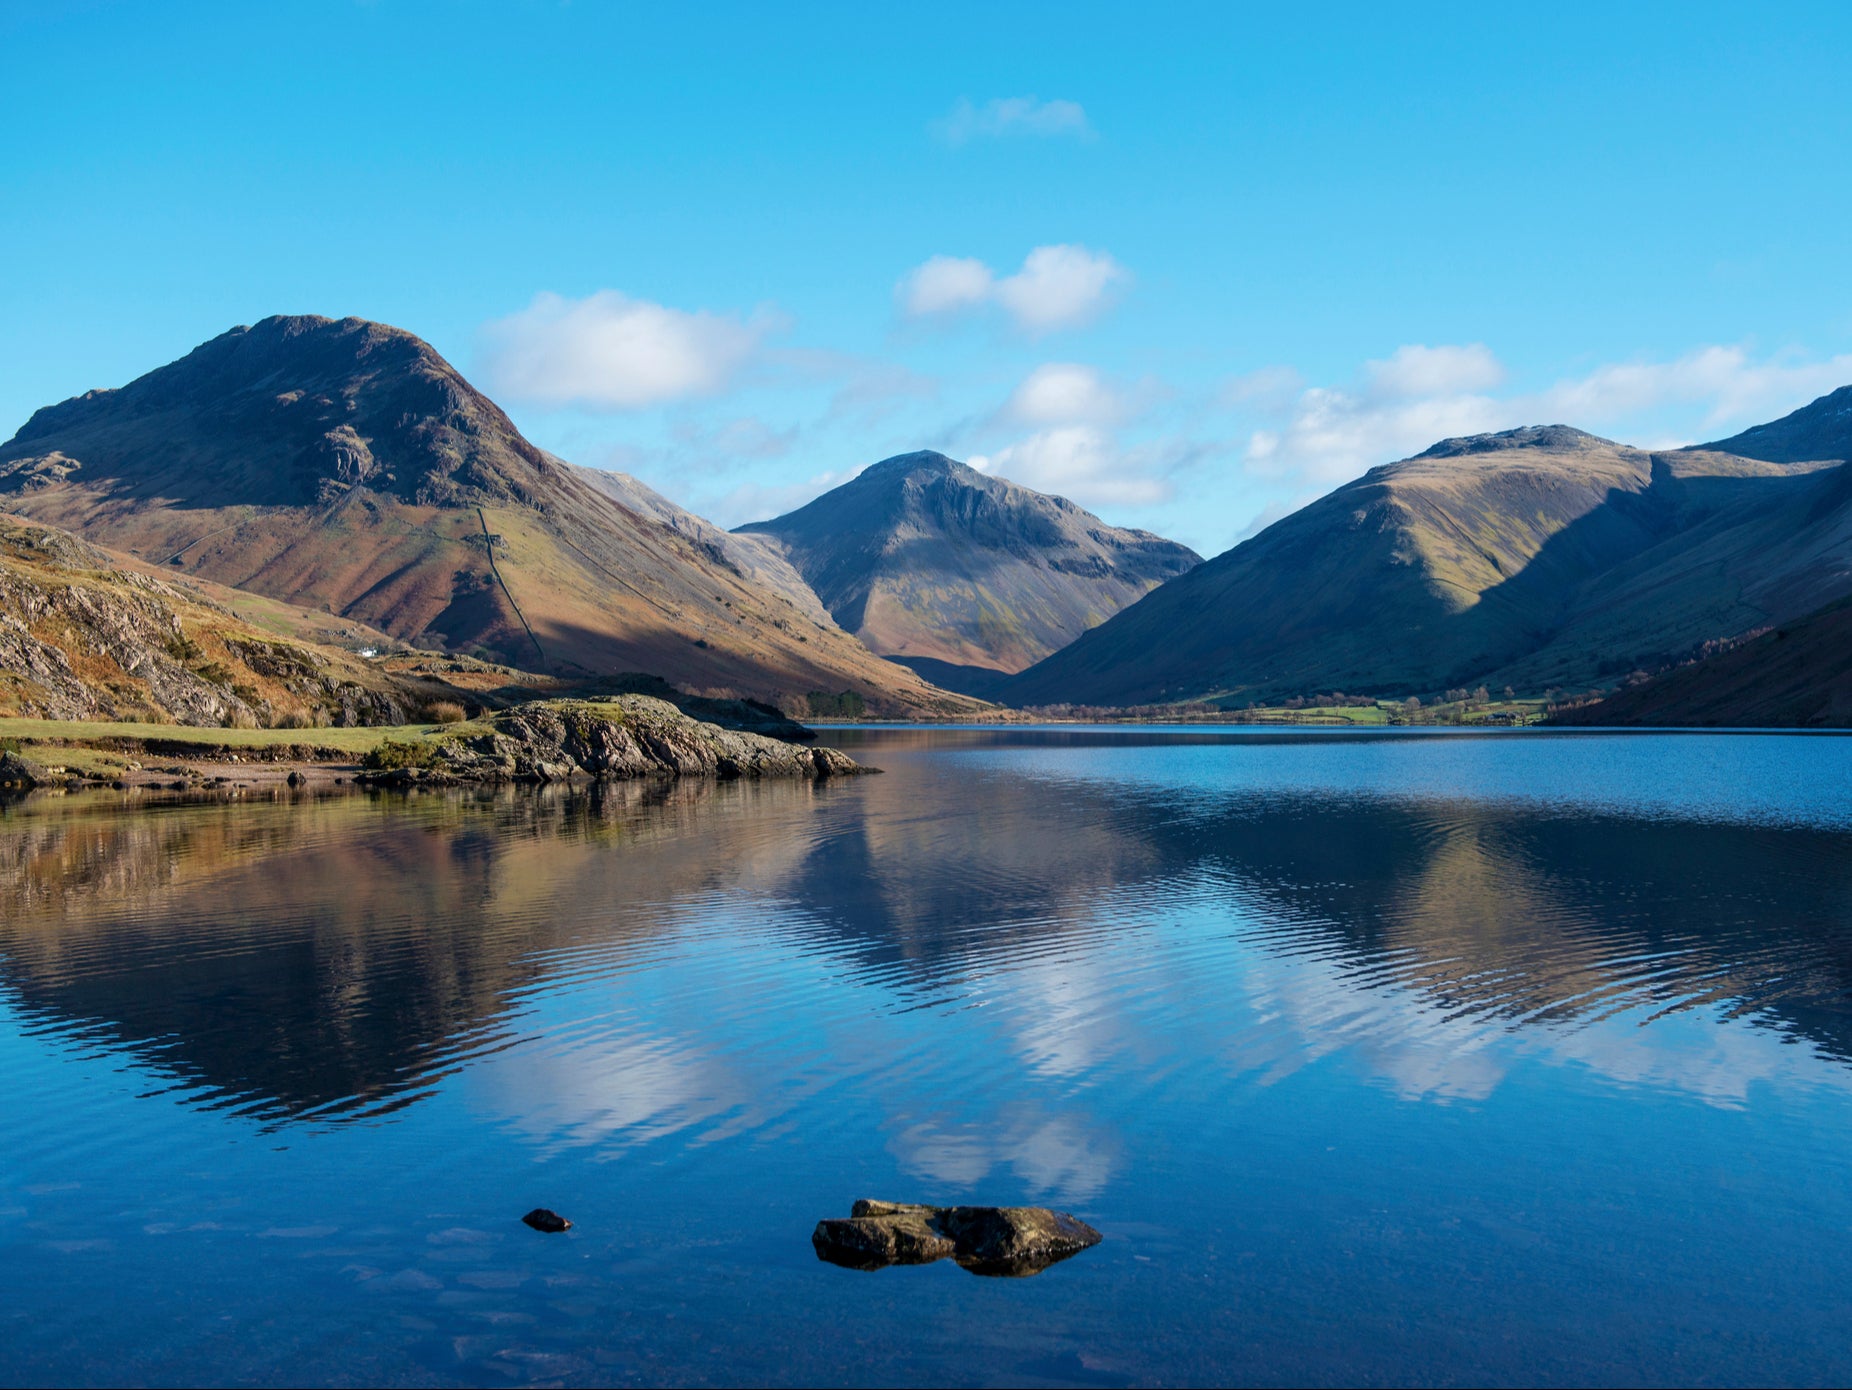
[1235,340,1852,492]
[896,255,994,317]
[479,290,774,410]
[896,244,1127,334]
[1538,345,1852,432]
[970,425,1171,507]
[1244,383,1510,485]
[1004,363,1124,426]
[934,96,1093,145]
[1365,342,1505,398]
[995,244,1127,332]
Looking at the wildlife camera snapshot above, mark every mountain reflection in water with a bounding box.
[6,727,1852,1388]
[3,731,1850,1125]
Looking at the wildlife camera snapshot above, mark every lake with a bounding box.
[3,726,1852,1387]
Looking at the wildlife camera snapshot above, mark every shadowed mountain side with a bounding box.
[735,452,1200,673]
[0,316,978,717]
[1551,595,1852,727]
[1704,383,1852,464]
[1004,412,1852,708]
[887,656,1015,701]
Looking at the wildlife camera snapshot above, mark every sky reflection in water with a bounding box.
[2,728,1851,1386]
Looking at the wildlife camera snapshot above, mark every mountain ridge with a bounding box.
[1003,390,1852,709]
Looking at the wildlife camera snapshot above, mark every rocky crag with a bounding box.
[358,696,865,786]
[0,512,484,726]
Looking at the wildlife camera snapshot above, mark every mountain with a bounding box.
[733,451,1200,693]
[1550,595,1852,727]
[1003,394,1852,709]
[0,316,978,717]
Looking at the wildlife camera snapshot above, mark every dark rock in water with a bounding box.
[813,1199,1102,1277]
[933,1204,1105,1275]
[521,1208,571,1233]
[286,770,304,787]
[812,1203,955,1269]
[0,751,46,790]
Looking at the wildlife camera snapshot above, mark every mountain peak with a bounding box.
[861,450,970,478]
[1415,425,1616,460]
[5,313,542,509]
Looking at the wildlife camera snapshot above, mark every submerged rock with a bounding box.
[521,1208,571,1233]
[812,1199,1102,1277]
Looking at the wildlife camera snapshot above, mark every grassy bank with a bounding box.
[0,715,454,753]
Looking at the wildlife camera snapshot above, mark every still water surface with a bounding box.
[3,726,1851,1386]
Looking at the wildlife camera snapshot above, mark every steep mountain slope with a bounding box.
[568,463,832,624]
[734,451,1200,689]
[0,316,976,716]
[1004,399,1852,708]
[1550,596,1852,727]
[0,512,502,725]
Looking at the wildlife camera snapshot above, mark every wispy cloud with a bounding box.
[933,96,1093,145]
[897,244,1128,334]
[1536,345,1852,431]
[971,427,1176,508]
[1003,363,1126,426]
[479,290,779,410]
[1233,341,1852,493]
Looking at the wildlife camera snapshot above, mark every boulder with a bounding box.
[521,1208,571,1233]
[812,1199,1102,1277]
[0,750,45,788]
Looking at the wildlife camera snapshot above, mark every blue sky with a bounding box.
[4,1,1850,556]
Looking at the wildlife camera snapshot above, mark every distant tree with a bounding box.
[1502,685,1515,699]
[1404,696,1422,713]
[1471,685,1490,704]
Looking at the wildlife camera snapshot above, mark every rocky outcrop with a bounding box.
[812,1199,1103,1277]
[359,696,864,786]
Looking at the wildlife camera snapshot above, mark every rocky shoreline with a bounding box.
[0,696,869,794]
